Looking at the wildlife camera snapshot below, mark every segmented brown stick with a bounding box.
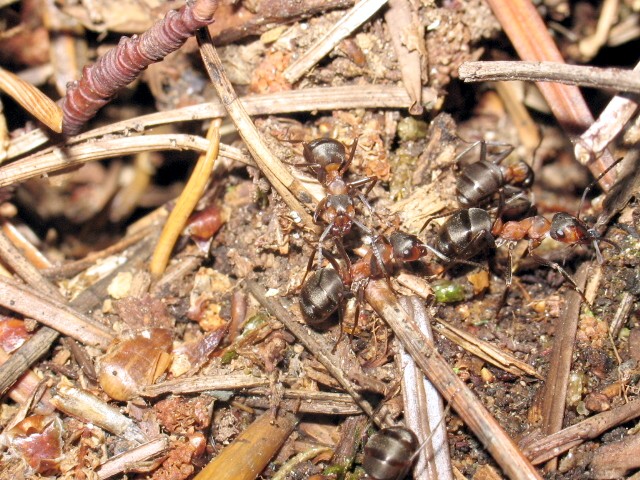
[61,0,219,135]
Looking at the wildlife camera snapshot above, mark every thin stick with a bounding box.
[0,276,114,348]
[459,61,640,94]
[197,29,319,233]
[575,60,640,165]
[0,134,248,188]
[538,262,589,472]
[97,437,171,480]
[364,280,542,480]
[51,383,148,443]
[523,396,640,465]
[150,119,220,276]
[283,0,389,84]
[385,0,425,114]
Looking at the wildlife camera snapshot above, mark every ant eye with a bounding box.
[555,229,564,238]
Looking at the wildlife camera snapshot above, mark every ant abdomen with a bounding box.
[456,160,504,207]
[437,208,494,260]
[363,426,419,480]
[299,268,346,326]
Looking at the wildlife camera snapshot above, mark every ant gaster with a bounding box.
[363,426,418,480]
[455,140,534,208]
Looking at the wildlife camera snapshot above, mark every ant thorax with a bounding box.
[326,176,349,195]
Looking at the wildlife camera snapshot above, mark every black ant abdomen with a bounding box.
[455,141,534,208]
[436,208,495,260]
[299,267,346,326]
[363,426,419,480]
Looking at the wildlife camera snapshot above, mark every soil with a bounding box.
[0,0,639,479]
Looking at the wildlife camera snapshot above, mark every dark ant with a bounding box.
[299,231,429,328]
[294,138,386,288]
[421,140,535,232]
[362,399,453,480]
[455,140,534,208]
[363,426,418,480]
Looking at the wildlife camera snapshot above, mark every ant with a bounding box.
[299,231,429,328]
[293,138,388,289]
[455,140,534,209]
[422,140,535,232]
[421,205,619,305]
[362,397,453,480]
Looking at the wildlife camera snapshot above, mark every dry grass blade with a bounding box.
[7,85,439,161]
[197,28,319,233]
[193,410,299,480]
[150,119,221,276]
[0,66,62,133]
[283,0,389,84]
[433,319,542,379]
[0,134,249,188]
[364,280,542,480]
[140,374,270,397]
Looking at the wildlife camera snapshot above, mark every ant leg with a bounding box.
[334,238,353,284]
[339,138,359,176]
[420,209,464,233]
[577,156,624,219]
[530,253,592,308]
[350,282,366,347]
[485,141,514,165]
[332,302,346,353]
[505,242,514,287]
[348,175,378,198]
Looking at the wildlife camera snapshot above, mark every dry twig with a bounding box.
[459,61,640,94]
[283,0,389,84]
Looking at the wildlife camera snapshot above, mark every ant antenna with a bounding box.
[576,157,624,221]
[407,401,453,463]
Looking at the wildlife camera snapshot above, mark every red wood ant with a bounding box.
[455,140,534,208]
[422,140,535,232]
[294,138,385,286]
[421,206,618,304]
[299,231,429,327]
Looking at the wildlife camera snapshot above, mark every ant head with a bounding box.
[549,212,590,245]
[303,138,347,169]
